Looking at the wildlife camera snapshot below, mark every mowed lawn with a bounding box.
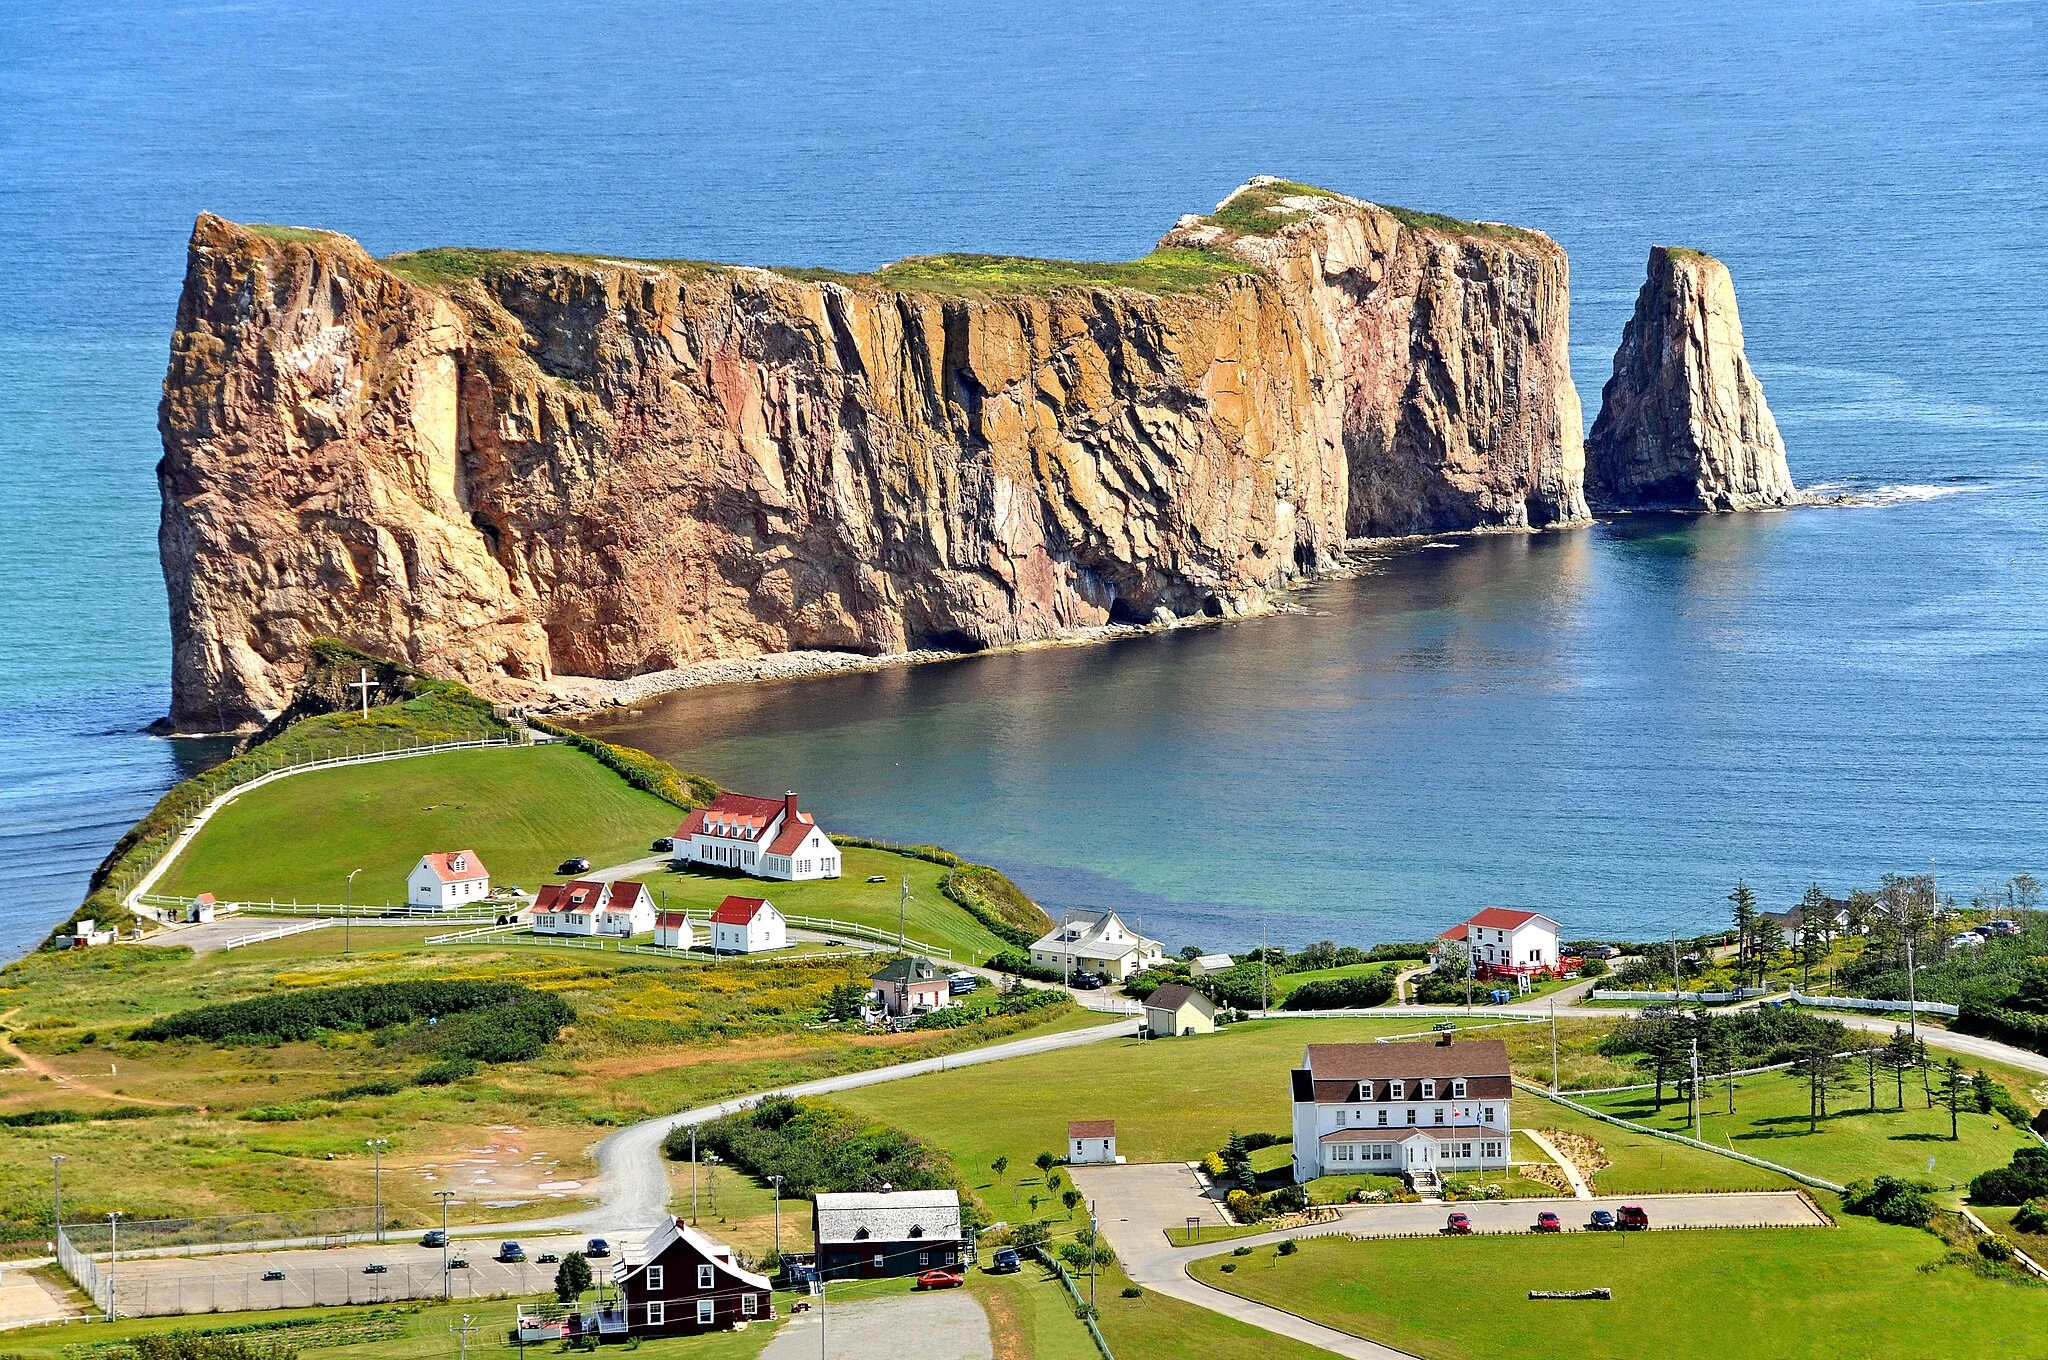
[1190,1213,2048,1360]
[158,746,679,906]
[1578,1066,2036,1194]
[646,846,1009,960]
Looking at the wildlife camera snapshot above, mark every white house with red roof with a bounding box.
[1434,908,1563,976]
[709,895,786,954]
[675,792,840,882]
[533,880,656,938]
[407,851,490,911]
[653,912,697,949]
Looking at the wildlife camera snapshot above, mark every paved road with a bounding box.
[762,1289,990,1360]
[1070,1162,1827,1359]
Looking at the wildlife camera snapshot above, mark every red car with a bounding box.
[1444,1212,1473,1235]
[1533,1212,1562,1233]
[1617,1205,1650,1231]
[914,1270,965,1290]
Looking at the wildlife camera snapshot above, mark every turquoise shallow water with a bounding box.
[2,0,2044,954]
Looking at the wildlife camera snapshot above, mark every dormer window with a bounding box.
[1390,1081,1405,1099]
[909,1224,924,1238]
[1452,1079,1467,1098]
[853,1227,870,1240]
[1421,1080,1436,1099]
[1358,1081,1373,1101]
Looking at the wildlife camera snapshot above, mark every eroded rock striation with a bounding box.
[1586,246,1796,512]
[158,177,1588,731]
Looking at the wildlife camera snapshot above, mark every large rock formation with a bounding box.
[1586,246,1796,512]
[158,177,1589,731]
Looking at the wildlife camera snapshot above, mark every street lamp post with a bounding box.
[366,1138,388,1243]
[768,1175,782,1260]
[436,1190,456,1299]
[346,869,363,952]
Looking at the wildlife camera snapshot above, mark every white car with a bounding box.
[1951,932,1985,948]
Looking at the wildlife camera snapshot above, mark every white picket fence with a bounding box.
[1590,988,1769,1005]
[219,919,329,951]
[780,913,952,960]
[1786,990,1960,1018]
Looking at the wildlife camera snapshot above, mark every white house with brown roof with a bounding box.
[1290,1038,1513,1188]
[533,880,656,937]
[1068,1120,1118,1165]
[675,792,840,881]
[1434,908,1562,975]
[407,851,489,911]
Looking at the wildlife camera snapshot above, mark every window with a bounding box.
[1483,1106,1495,1124]
[1406,1108,1417,1125]
[853,1227,870,1240]
[872,1254,884,1271]
[1336,1110,1346,1127]
[742,1294,758,1317]
[1452,1079,1467,1098]
[646,1265,663,1291]
[919,1252,929,1267]
[1421,1080,1436,1099]
[1433,1107,1445,1125]
[1376,1109,1388,1127]
[646,1302,664,1326]
[698,1264,714,1290]
[1482,1140,1503,1159]
[696,1299,714,1326]
[909,1224,925,1239]
[1359,1081,1373,1100]
[1390,1081,1404,1099]
[1460,1142,1473,1158]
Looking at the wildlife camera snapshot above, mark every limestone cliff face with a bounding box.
[1586,246,1796,512]
[159,180,1589,731]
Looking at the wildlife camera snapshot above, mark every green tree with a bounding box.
[554,1251,592,1303]
[1798,924,1826,993]
[1973,1068,1998,1115]
[991,1155,1009,1184]
[1798,884,1836,952]
[1729,881,1759,983]
[2010,873,2042,917]
[1753,918,1788,989]
[1917,1037,1936,1109]
[1936,1058,1970,1139]
[1061,1188,1083,1217]
[1797,1021,1851,1132]
[1034,1150,1057,1176]
[1046,1170,1063,1193]
[1880,1026,1918,1111]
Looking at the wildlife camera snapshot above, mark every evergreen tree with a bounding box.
[554,1251,592,1303]
[1729,882,1759,983]
[1881,1027,1918,1111]
[1797,1021,1851,1133]
[1938,1058,1968,1140]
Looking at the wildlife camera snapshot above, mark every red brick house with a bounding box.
[604,1218,773,1336]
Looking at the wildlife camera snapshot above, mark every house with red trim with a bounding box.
[407,850,489,911]
[1289,1038,1512,1190]
[597,1217,772,1337]
[1433,908,1563,978]
[709,896,786,954]
[675,792,840,882]
[532,880,657,937]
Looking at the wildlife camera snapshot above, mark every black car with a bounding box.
[1071,972,1106,990]
[363,1263,388,1275]
[262,1269,285,1281]
[497,1241,526,1263]
[421,1229,447,1248]
[651,837,674,853]
[536,1252,560,1264]
[1587,1209,1616,1231]
[586,1238,612,1258]
[558,857,591,874]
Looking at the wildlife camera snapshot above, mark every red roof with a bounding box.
[712,895,774,925]
[418,850,487,882]
[1068,1120,1115,1139]
[1466,908,1556,931]
[677,792,793,842]
[192,893,216,906]
[1437,924,1469,942]
[655,911,691,929]
[535,880,647,915]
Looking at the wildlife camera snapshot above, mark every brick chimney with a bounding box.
[784,791,800,822]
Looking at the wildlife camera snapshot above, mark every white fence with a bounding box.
[1786,990,1960,1018]
[1516,1079,1847,1193]
[781,913,952,960]
[1590,988,1769,1005]
[220,919,329,951]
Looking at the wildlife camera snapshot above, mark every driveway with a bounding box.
[761,1289,990,1360]
[1070,1162,1828,1359]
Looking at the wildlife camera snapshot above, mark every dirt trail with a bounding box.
[0,1010,189,1109]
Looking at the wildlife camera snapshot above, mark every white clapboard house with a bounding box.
[408,851,490,911]
[675,792,841,881]
[533,880,657,938]
[1290,1038,1512,1192]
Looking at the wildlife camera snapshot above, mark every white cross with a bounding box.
[348,667,381,718]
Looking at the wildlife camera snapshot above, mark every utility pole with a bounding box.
[1261,919,1269,1016]
[346,868,362,953]
[366,1138,388,1242]
[769,1175,783,1260]
[1905,938,1917,1043]
[691,1126,698,1224]
[349,666,380,719]
[1088,1200,1099,1317]
[106,1212,121,1321]
[435,1191,455,1299]
[898,877,909,951]
[1671,935,1681,995]
[450,1314,480,1360]
[49,1155,64,1236]
[1690,1037,1702,1141]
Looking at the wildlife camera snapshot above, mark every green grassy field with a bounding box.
[1518,1094,1795,1194]
[1271,961,1415,1002]
[646,847,1009,960]
[1576,1066,2036,1196]
[157,746,679,906]
[1189,1212,2048,1360]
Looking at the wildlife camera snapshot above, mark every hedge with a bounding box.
[1955,1001,2048,1056]
[1281,975,1395,1011]
[132,980,563,1045]
[525,717,720,809]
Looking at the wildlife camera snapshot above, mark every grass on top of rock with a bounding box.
[779,248,1257,298]
[1202,179,1346,235]
[246,224,338,244]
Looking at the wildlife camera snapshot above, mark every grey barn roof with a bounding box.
[813,1189,961,1245]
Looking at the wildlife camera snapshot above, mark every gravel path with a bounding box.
[761,1289,990,1360]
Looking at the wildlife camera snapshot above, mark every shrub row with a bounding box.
[525,718,720,810]
[985,949,1064,983]
[1280,975,1395,1011]
[1955,1000,2048,1057]
[941,866,1049,948]
[907,986,1069,1030]
[1971,1147,2048,1206]
[0,1105,164,1128]
[132,980,563,1046]
[666,1096,962,1205]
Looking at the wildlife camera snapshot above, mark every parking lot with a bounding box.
[105,1232,598,1316]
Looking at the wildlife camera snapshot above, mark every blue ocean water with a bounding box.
[2,0,2044,955]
